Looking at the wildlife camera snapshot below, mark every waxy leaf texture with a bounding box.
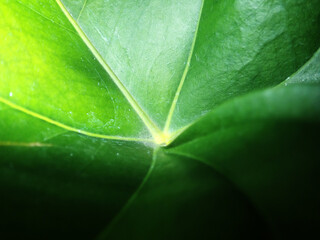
[0,0,320,239]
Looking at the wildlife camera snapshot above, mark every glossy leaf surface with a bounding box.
[0,0,320,239]
[60,0,320,134]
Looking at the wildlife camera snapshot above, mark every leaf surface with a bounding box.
[60,0,320,135]
[0,102,153,239]
[167,50,320,238]
[100,49,320,239]
[0,0,151,140]
[0,0,320,239]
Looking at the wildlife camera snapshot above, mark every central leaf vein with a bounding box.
[56,0,163,143]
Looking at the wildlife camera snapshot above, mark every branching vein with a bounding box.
[163,0,204,134]
[77,0,88,21]
[95,147,159,239]
[0,96,151,143]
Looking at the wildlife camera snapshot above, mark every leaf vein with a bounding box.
[163,0,205,134]
[0,96,151,143]
[77,0,88,21]
[56,0,162,142]
[0,141,53,147]
[95,147,159,239]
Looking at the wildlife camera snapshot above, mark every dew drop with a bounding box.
[9,92,13,97]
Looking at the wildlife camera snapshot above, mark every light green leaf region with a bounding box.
[61,0,203,131]
[0,0,151,140]
[283,48,320,85]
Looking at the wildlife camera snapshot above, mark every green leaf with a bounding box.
[167,85,320,238]
[0,0,151,140]
[0,102,153,239]
[282,48,320,85]
[0,0,320,239]
[103,50,320,239]
[59,0,320,135]
[98,149,269,240]
[167,50,320,238]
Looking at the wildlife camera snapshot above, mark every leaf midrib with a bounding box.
[56,0,164,143]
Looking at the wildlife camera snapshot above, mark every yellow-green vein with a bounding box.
[77,0,87,21]
[0,141,53,147]
[163,0,204,134]
[56,0,163,143]
[0,96,152,143]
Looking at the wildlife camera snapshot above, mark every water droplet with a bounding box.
[9,92,13,97]
[116,153,119,156]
